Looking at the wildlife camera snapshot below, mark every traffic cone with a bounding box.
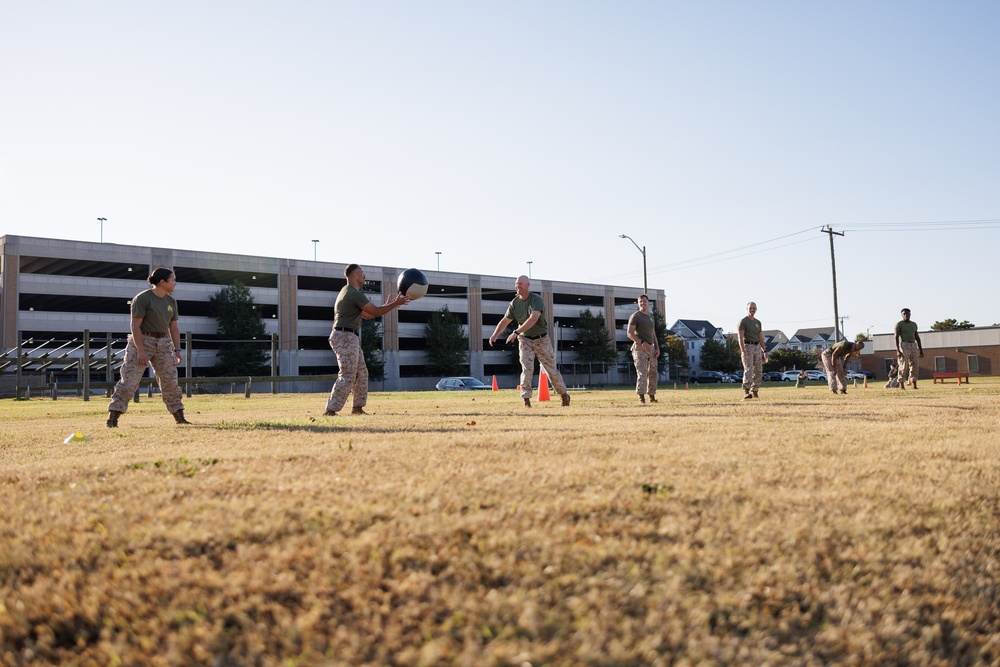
[538,370,551,401]
[685,382,689,390]
[864,376,868,389]
[492,375,499,391]
[958,375,962,386]
[673,382,677,390]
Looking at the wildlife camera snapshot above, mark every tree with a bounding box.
[361,318,385,382]
[209,281,270,376]
[652,310,671,374]
[854,333,868,344]
[932,318,975,331]
[764,348,818,372]
[424,306,469,376]
[698,338,731,373]
[574,309,619,365]
[660,334,688,381]
[573,309,618,385]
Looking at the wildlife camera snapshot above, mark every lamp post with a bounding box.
[435,251,441,271]
[527,261,532,279]
[311,239,319,261]
[97,218,107,243]
[619,234,647,295]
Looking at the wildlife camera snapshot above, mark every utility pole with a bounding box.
[822,226,845,341]
[839,315,850,340]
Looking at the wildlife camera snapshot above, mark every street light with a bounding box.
[311,239,319,261]
[435,251,441,271]
[619,234,647,295]
[527,261,532,279]
[97,218,107,243]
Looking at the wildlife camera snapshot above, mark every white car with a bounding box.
[845,371,866,381]
[781,370,826,382]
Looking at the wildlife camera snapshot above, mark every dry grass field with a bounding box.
[2,380,999,666]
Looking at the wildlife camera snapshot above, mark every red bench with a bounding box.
[932,372,970,385]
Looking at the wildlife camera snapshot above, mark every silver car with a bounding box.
[435,377,492,391]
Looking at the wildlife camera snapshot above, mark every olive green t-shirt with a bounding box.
[504,293,547,337]
[738,316,762,345]
[131,289,178,334]
[628,310,656,345]
[333,285,370,332]
[895,320,918,343]
[830,340,856,357]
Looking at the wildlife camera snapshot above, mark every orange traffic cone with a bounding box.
[958,375,962,386]
[673,382,677,390]
[538,370,551,401]
[492,375,499,391]
[864,376,868,389]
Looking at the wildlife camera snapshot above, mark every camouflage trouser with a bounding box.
[108,335,183,414]
[741,345,763,392]
[820,349,847,392]
[518,335,567,400]
[885,375,900,389]
[326,331,368,413]
[898,341,920,385]
[632,344,657,397]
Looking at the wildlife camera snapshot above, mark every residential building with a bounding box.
[786,327,835,352]
[668,319,726,373]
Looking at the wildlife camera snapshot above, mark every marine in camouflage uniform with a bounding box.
[325,264,409,416]
[627,294,659,404]
[738,302,768,400]
[489,275,570,408]
[107,267,189,427]
[894,308,923,389]
[820,340,864,394]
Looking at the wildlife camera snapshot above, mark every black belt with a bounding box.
[745,342,760,346]
[142,331,169,338]
[333,327,358,335]
[523,333,547,340]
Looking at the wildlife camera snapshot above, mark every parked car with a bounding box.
[435,377,492,391]
[845,371,866,381]
[781,370,825,382]
[725,373,742,383]
[762,371,784,382]
[689,371,729,384]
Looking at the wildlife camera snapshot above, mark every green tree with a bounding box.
[573,309,617,385]
[660,334,688,380]
[854,332,868,344]
[361,318,385,382]
[651,310,671,374]
[699,338,733,373]
[574,309,618,365]
[209,281,269,376]
[424,306,469,376]
[764,348,818,372]
[931,318,975,331]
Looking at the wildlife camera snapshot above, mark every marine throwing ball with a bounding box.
[397,268,429,300]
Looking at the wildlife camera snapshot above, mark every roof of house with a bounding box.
[670,319,721,340]
[762,329,788,344]
[789,327,835,343]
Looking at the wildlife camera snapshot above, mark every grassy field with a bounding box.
[2,380,999,666]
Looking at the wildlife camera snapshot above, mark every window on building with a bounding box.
[968,355,980,373]
[934,356,946,372]
[883,357,895,376]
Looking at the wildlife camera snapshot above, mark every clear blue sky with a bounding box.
[3,1,998,339]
